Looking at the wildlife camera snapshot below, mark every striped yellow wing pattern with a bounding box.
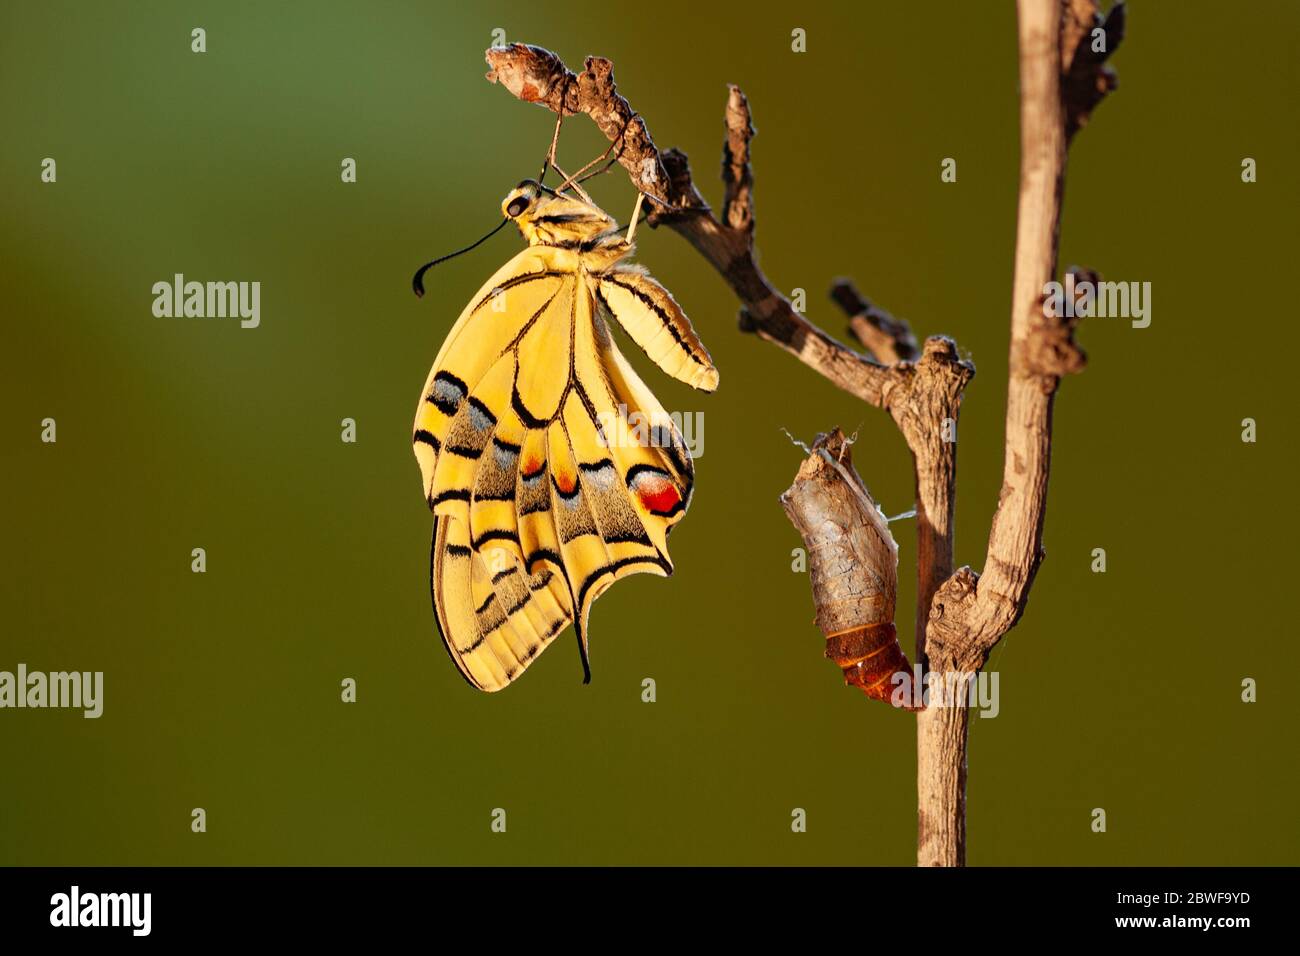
[413,181,717,692]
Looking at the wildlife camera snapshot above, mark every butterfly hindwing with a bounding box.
[432,516,574,692]
[597,265,719,392]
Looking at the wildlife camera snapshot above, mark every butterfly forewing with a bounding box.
[413,251,567,504]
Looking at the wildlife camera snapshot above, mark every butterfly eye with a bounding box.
[506,196,529,218]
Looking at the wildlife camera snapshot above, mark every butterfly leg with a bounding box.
[552,113,638,198]
[575,136,630,187]
[552,163,595,204]
[553,141,619,195]
[538,107,596,203]
[624,191,646,247]
[539,110,564,184]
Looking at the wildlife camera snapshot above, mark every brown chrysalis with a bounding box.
[780,430,914,707]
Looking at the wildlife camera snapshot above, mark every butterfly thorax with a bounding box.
[503,181,631,271]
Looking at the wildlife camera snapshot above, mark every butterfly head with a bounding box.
[501,181,541,221]
[503,180,618,247]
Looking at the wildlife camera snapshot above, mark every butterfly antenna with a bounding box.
[412,217,511,298]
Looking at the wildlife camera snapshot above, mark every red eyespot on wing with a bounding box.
[629,468,683,516]
[640,485,680,513]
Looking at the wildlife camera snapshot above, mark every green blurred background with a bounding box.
[2,0,1297,865]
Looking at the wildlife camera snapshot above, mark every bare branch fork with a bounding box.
[483,0,1123,866]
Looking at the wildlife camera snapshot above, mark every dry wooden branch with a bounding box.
[915,0,1119,866]
[481,0,1120,867]
[924,0,1119,678]
[487,44,902,411]
[1063,0,1125,142]
[830,279,920,365]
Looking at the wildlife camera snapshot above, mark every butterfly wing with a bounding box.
[416,245,708,690]
[412,246,569,506]
[430,515,573,692]
[595,265,719,392]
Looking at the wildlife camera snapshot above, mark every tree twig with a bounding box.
[487,44,904,411]
[830,278,920,365]
[916,0,1119,866]
[924,0,1119,676]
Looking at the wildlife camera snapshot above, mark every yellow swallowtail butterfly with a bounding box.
[412,180,718,691]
